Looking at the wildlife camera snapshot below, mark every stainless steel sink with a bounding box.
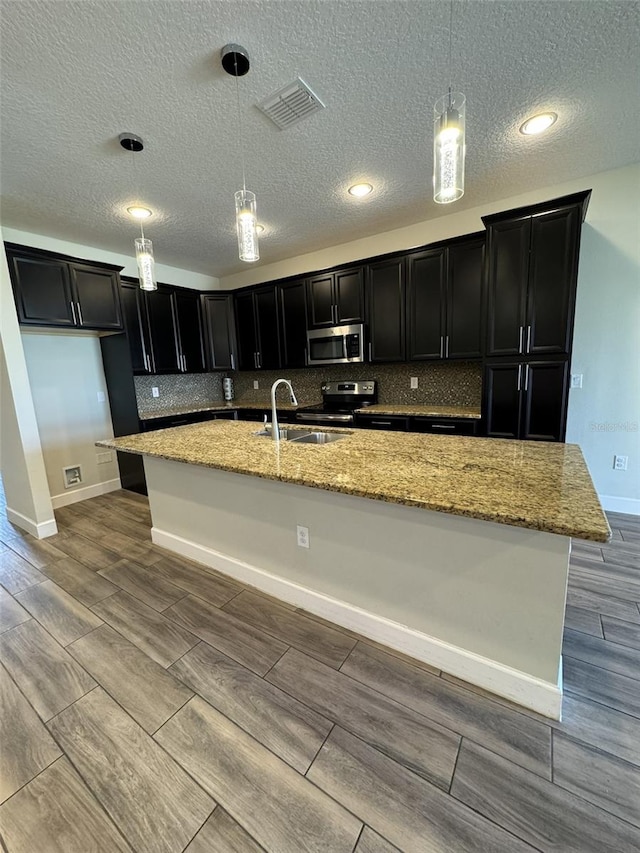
[254,427,350,444]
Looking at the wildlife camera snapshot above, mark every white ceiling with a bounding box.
[1,1,639,278]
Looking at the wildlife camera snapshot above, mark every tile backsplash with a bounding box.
[135,373,223,415]
[134,362,482,414]
[232,361,482,407]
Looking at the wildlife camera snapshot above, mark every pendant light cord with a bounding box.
[234,55,247,193]
[129,148,146,240]
[448,0,453,106]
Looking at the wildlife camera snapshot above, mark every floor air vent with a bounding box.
[257,77,325,129]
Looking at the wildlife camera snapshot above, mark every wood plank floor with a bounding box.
[1,485,639,852]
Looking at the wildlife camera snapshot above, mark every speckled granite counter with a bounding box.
[355,404,481,419]
[99,420,609,541]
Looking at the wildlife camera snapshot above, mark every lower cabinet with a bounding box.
[140,410,237,431]
[483,360,569,441]
[411,417,478,436]
[355,414,410,431]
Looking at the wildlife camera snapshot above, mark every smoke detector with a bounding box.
[257,77,325,130]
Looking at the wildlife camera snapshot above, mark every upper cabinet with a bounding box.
[234,284,281,370]
[406,233,484,361]
[201,293,236,370]
[279,278,308,368]
[366,257,406,362]
[6,243,123,331]
[483,191,591,358]
[307,266,364,328]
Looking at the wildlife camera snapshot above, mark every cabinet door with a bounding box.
[355,415,409,431]
[8,253,75,326]
[307,274,335,327]
[483,363,522,439]
[521,361,568,441]
[120,281,152,373]
[174,291,206,373]
[234,292,259,370]
[366,258,405,362]
[446,237,484,358]
[407,248,446,359]
[527,207,580,355]
[69,264,123,330]
[254,286,281,370]
[486,219,530,357]
[202,294,235,370]
[280,279,308,368]
[146,287,180,373]
[335,268,364,324]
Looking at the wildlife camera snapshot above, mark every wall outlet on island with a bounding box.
[152,387,160,398]
[570,374,583,389]
[253,380,260,390]
[297,525,310,549]
[614,455,628,471]
[410,377,418,390]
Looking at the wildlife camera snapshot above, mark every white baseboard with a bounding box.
[599,495,640,516]
[5,507,58,539]
[50,478,121,509]
[152,526,563,719]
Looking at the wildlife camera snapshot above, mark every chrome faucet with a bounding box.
[270,379,298,441]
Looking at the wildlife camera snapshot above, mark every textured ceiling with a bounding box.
[1,1,639,278]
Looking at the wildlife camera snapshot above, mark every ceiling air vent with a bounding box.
[257,77,325,130]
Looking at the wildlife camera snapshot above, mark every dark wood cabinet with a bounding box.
[279,279,308,368]
[233,285,281,370]
[6,243,123,331]
[120,281,152,373]
[484,192,589,358]
[407,234,484,361]
[483,360,569,441]
[307,267,364,328]
[354,414,410,431]
[202,293,236,370]
[145,287,181,374]
[173,290,206,373]
[366,257,406,362]
[411,417,478,436]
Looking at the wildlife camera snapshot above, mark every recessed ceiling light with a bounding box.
[127,205,153,219]
[519,112,558,136]
[348,183,373,197]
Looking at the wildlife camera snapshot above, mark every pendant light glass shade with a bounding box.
[135,236,157,291]
[235,189,259,262]
[433,91,466,204]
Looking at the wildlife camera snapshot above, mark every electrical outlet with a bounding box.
[97,391,106,402]
[253,380,260,390]
[152,387,160,398]
[296,525,310,549]
[614,455,628,471]
[410,377,419,390]
[63,465,82,488]
[570,374,583,389]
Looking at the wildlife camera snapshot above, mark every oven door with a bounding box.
[306,324,364,365]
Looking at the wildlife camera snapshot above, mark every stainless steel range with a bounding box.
[296,380,377,426]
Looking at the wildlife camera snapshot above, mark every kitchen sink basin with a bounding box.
[254,428,350,444]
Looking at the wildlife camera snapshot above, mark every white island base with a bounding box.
[145,456,570,719]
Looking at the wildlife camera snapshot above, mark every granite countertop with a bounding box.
[99,421,610,542]
[355,404,482,419]
[138,400,319,420]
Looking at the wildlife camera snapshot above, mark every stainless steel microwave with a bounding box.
[306,323,365,366]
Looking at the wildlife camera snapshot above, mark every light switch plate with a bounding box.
[152,387,160,398]
[97,391,106,402]
[253,380,260,390]
[570,374,583,389]
[410,377,418,389]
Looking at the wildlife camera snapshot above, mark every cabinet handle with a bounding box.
[371,420,392,426]
[524,364,530,392]
[368,342,373,362]
[230,353,235,370]
[146,354,152,373]
[431,423,455,429]
[257,351,261,369]
[517,364,522,391]
[70,301,77,324]
[440,336,444,358]
[526,325,532,353]
[182,354,187,372]
[445,336,450,358]
[253,352,257,369]
[518,326,524,354]
[76,302,83,326]
[304,347,308,367]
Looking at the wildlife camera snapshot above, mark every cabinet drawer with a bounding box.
[355,415,409,431]
[140,410,226,431]
[411,417,478,436]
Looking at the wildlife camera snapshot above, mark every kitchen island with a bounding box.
[99,420,609,718]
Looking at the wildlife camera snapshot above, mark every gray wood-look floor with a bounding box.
[1,486,639,852]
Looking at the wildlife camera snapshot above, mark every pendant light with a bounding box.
[433,3,466,204]
[119,133,157,290]
[221,44,260,263]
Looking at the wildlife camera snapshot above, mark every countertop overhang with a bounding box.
[99,420,610,542]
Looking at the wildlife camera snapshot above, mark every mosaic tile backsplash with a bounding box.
[135,373,223,416]
[135,362,482,414]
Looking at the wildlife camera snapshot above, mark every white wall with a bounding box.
[0,232,56,537]
[21,333,121,506]
[220,164,640,513]
[1,226,220,291]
